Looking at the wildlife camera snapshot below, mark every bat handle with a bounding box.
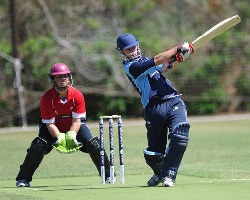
[168,55,176,64]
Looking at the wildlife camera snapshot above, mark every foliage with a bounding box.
[85,95,142,120]
[187,101,219,115]
[20,36,58,77]
[0,0,250,126]
[84,17,101,30]
[19,36,64,91]
[235,74,250,96]
[0,39,12,54]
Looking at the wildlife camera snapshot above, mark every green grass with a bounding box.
[0,119,250,200]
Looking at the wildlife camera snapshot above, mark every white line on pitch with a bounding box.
[199,178,250,183]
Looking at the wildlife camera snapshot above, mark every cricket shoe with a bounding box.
[162,177,175,187]
[105,176,116,184]
[16,179,30,187]
[147,174,161,186]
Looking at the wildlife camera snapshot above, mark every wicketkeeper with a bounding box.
[16,63,111,187]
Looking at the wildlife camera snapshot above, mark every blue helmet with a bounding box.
[116,33,139,51]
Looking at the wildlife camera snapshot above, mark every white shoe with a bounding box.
[16,179,30,187]
[147,174,161,186]
[105,176,116,184]
[162,177,175,187]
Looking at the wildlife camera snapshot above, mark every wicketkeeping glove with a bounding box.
[52,132,68,154]
[65,131,83,153]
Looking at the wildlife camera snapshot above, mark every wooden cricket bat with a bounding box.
[169,15,241,63]
[192,15,241,51]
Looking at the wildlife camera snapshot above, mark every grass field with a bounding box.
[0,116,250,200]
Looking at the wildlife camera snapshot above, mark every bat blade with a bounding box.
[192,15,241,50]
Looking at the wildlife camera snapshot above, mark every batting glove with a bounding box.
[176,42,194,62]
[52,132,68,154]
[65,131,83,153]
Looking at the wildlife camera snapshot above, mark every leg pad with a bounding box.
[16,137,48,182]
[86,137,110,178]
[162,122,190,179]
[144,150,164,176]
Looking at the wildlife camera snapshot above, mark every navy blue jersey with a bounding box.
[123,56,178,108]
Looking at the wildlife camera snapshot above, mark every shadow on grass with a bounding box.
[2,184,149,192]
[38,185,148,191]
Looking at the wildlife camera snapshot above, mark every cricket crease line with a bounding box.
[199,178,250,183]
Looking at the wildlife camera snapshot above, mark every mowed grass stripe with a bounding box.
[0,117,249,199]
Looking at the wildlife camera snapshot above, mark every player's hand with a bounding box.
[52,132,68,154]
[65,131,83,153]
[176,42,194,62]
[177,42,194,54]
[165,59,174,69]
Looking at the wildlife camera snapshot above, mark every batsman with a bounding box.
[16,63,111,187]
[116,33,193,187]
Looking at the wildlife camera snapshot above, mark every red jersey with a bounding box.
[40,86,86,132]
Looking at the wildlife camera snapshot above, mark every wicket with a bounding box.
[99,115,124,184]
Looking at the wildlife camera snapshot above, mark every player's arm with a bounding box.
[46,123,68,153]
[154,46,177,66]
[161,62,174,73]
[48,123,68,154]
[155,42,194,72]
[69,89,86,134]
[40,92,60,138]
[69,118,81,133]
[65,117,83,153]
[46,123,60,138]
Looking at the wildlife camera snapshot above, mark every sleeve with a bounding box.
[155,64,163,73]
[72,90,86,119]
[129,58,156,78]
[40,91,55,123]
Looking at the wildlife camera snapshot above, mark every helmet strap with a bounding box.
[56,85,67,91]
[49,74,73,91]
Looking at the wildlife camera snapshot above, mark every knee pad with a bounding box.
[170,122,190,147]
[29,137,48,153]
[144,150,164,176]
[86,137,100,151]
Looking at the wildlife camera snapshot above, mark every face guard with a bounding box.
[116,33,141,60]
[48,63,73,91]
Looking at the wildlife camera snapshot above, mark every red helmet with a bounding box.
[49,63,71,76]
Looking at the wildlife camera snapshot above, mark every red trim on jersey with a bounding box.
[40,86,86,132]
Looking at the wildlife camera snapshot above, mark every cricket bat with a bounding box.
[192,15,241,50]
[170,15,241,63]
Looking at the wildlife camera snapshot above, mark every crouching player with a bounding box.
[16,63,111,187]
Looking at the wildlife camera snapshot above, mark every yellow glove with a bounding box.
[52,132,68,154]
[65,131,83,153]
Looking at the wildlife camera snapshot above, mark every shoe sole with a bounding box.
[162,178,174,187]
[16,184,30,187]
[162,182,174,187]
[162,183,174,187]
[16,182,30,187]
